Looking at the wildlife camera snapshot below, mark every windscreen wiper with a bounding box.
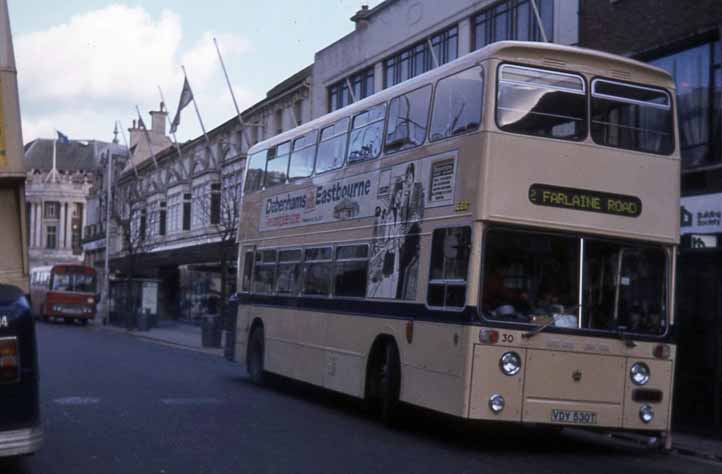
[522,318,556,340]
[616,326,637,348]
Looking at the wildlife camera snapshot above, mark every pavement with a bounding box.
[99,318,224,357]
[92,318,722,468]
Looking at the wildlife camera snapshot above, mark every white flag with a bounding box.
[170,78,193,134]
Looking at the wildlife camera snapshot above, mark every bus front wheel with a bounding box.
[247,326,265,384]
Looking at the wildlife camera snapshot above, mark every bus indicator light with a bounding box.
[479,329,499,344]
[653,344,670,359]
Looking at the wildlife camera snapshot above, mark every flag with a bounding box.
[170,77,193,134]
[56,130,70,144]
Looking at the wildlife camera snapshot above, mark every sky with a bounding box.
[9,0,383,145]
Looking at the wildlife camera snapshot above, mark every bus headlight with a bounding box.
[639,404,654,424]
[630,362,650,385]
[489,394,505,413]
[499,351,521,376]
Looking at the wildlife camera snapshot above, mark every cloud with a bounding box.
[15,4,260,143]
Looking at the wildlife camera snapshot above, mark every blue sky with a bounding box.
[9,1,382,143]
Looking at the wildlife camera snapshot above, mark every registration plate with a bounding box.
[550,409,598,425]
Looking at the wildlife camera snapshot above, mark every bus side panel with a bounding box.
[400,320,468,417]
[234,303,253,367]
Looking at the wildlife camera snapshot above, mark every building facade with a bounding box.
[579,0,722,436]
[24,138,123,268]
[84,68,312,324]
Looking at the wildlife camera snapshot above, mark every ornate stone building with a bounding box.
[24,138,123,268]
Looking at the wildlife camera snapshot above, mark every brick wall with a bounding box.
[579,0,722,56]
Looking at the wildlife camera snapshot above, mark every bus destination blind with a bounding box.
[528,183,642,218]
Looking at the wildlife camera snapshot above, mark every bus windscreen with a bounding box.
[51,270,97,293]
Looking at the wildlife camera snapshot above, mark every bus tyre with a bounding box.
[247,326,265,384]
[366,339,401,425]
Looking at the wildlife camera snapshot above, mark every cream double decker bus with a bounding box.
[234,41,679,443]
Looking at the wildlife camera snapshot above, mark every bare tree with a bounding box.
[194,166,243,320]
[110,181,159,328]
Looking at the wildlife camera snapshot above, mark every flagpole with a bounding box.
[118,120,139,178]
[181,65,215,162]
[158,85,188,176]
[136,105,160,169]
[213,37,253,149]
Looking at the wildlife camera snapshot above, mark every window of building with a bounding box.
[289,131,318,179]
[182,193,192,231]
[71,222,82,255]
[159,201,167,236]
[139,208,147,240]
[497,64,586,141]
[384,26,458,88]
[428,227,471,309]
[46,225,57,249]
[430,66,484,141]
[473,0,554,50]
[275,109,283,135]
[649,40,721,168]
[276,249,303,294]
[348,103,386,163]
[385,85,432,153]
[303,247,333,296]
[44,201,60,219]
[191,185,207,228]
[244,149,268,194]
[294,100,303,126]
[210,183,221,225]
[334,245,369,298]
[590,79,674,155]
[167,193,181,233]
[329,67,375,112]
[315,118,350,174]
[253,249,277,294]
[265,142,290,187]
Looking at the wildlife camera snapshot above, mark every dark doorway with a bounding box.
[674,250,722,436]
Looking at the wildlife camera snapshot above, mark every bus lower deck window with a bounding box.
[277,249,303,294]
[427,227,471,309]
[334,245,369,298]
[253,250,277,294]
[303,247,333,296]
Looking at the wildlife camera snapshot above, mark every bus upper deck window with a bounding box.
[496,64,586,140]
[385,85,432,154]
[265,142,291,188]
[316,118,349,174]
[430,66,483,142]
[348,103,386,163]
[289,131,318,180]
[591,79,674,155]
[244,149,268,194]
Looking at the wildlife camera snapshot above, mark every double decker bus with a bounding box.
[233,41,679,444]
[30,264,98,325]
[0,0,43,458]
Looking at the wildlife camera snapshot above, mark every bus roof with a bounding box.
[247,41,675,155]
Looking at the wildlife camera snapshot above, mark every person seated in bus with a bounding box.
[482,257,531,319]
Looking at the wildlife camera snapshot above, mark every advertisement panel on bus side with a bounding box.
[260,152,458,232]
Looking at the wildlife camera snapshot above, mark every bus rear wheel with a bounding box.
[366,339,401,425]
[247,326,265,384]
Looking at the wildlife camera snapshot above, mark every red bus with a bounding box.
[29,264,98,325]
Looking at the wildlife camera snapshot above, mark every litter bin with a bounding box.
[224,293,240,361]
[201,315,222,348]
